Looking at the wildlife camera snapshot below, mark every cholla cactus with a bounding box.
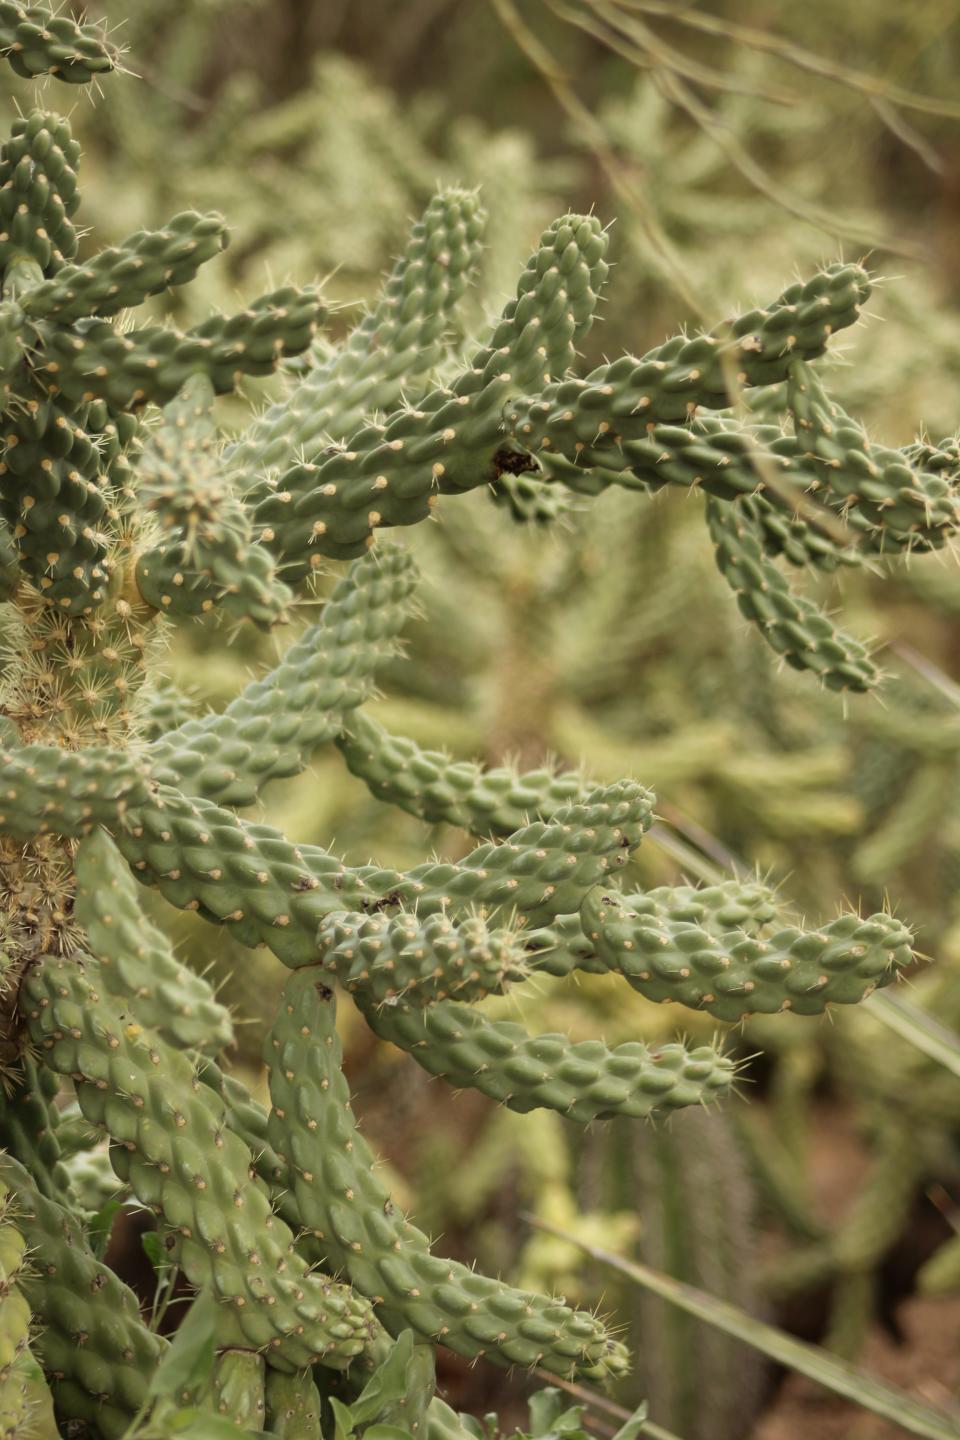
[0,12,950,1438]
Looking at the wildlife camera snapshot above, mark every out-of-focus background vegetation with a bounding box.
[56,3,960,1434]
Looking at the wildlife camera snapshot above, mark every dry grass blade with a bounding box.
[559,0,921,256]
[609,0,960,120]
[522,1216,960,1440]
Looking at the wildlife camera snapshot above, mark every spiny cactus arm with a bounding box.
[74,828,234,1054]
[0,1178,52,1440]
[0,3,116,83]
[524,262,871,430]
[19,211,229,323]
[138,680,199,741]
[266,973,630,1382]
[746,485,865,571]
[147,544,418,806]
[705,494,878,691]
[788,360,960,548]
[519,910,608,978]
[23,955,378,1371]
[134,375,291,628]
[264,1367,323,1439]
[0,110,80,272]
[580,887,913,1021]
[256,262,871,572]
[0,1059,71,1203]
[232,188,487,477]
[115,784,382,964]
[488,468,577,524]
[252,214,611,572]
[0,1153,166,1438]
[335,708,585,838]
[354,992,734,1121]
[390,778,655,925]
[35,284,328,410]
[474,211,610,390]
[0,397,113,615]
[0,743,150,840]
[315,909,527,1007]
[114,779,652,965]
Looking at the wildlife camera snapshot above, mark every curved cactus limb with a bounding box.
[354,991,734,1121]
[705,493,878,691]
[36,285,327,410]
[23,955,378,1372]
[335,708,584,837]
[581,885,913,1021]
[0,110,81,272]
[265,972,630,1382]
[0,743,149,840]
[231,188,486,477]
[74,826,234,1054]
[315,908,526,1007]
[20,212,229,324]
[135,376,291,629]
[0,1152,164,1438]
[148,544,418,805]
[0,3,116,84]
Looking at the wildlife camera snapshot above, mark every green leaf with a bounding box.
[611,1403,650,1440]
[165,1408,271,1438]
[545,1224,960,1440]
[142,1229,168,1272]
[525,1389,588,1440]
[349,1330,415,1425]
[364,1428,419,1440]
[146,1290,218,1404]
[329,1395,357,1440]
[87,1197,124,1261]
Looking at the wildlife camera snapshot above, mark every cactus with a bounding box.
[0,13,947,1434]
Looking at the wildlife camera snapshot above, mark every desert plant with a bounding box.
[0,9,957,1440]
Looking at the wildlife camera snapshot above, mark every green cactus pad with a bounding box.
[0,1152,165,1437]
[0,110,80,272]
[0,1058,70,1202]
[0,396,113,614]
[266,973,630,1381]
[264,1368,324,1439]
[208,1349,266,1431]
[253,214,610,571]
[135,375,291,627]
[232,188,486,477]
[581,887,914,1021]
[115,778,652,965]
[788,360,960,548]
[75,827,234,1054]
[21,211,229,323]
[316,908,526,1006]
[36,284,327,409]
[336,708,585,837]
[23,956,378,1371]
[705,493,878,691]
[0,743,149,839]
[356,992,734,1121]
[0,3,116,84]
[148,544,418,805]
[516,262,872,436]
